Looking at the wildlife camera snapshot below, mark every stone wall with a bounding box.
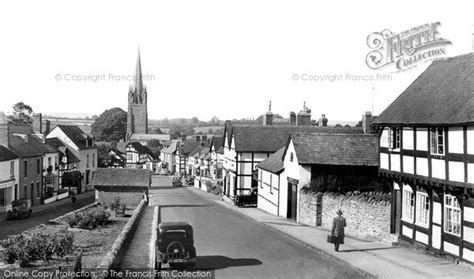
[299,192,391,241]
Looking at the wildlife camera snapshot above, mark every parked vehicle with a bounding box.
[172,177,182,187]
[6,200,33,220]
[235,187,258,207]
[185,176,195,186]
[156,222,197,270]
[160,168,170,175]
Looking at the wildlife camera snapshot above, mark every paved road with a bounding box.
[149,176,363,279]
[0,191,95,240]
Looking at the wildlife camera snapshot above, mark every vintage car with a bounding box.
[172,176,182,187]
[155,222,197,270]
[235,187,258,207]
[6,199,33,220]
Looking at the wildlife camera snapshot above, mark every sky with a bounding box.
[0,0,472,122]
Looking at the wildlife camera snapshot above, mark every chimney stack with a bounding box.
[296,102,312,126]
[318,114,328,127]
[0,124,9,147]
[263,101,273,126]
[33,113,42,134]
[44,120,51,135]
[289,111,296,125]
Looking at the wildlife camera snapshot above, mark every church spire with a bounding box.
[133,47,144,94]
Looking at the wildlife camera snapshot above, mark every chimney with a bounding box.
[296,102,312,126]
[44,120,51,135]
[263,101,273,126]
[289,111,296,125]
[0,124,9,147]
[33,113,42,134]
[318,114,328,127]
[362,111,376,134]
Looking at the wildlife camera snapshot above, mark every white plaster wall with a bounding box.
[390,154,400,172]
[403,128,414,150]
[464,206,474,222]
[448,127,464,154]
[431,159,446,180]
[402,225,413,238]
[380,153,389,170]
[433,202,442,225]
[402,156,414,174]
[468,163,474,184]
[240,162,253,175]
[283,140,299,180]
[467,126,474,154]
[448,161,464,183]
[380,128,389,148]
[432,225,441,249]
[463,248,474,263]
[257,169,279,216]
[443,241,459,256]
[415,231,428,245]
[299,165,311,187]
[416,128,428,151]
[279,171,287,218]
[241,152,252,161]
[254,153,268,161]
[416,157,429,177]
[463,226,474,244]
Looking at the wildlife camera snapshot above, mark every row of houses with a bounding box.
[0,116,98,213]
[185,53,474,265]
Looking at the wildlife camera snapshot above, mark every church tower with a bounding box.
[126,49,148,140]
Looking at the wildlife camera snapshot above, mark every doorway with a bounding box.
[287,183,297,221]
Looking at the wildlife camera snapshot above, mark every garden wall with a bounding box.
[96,189,145,208]
[298,192,391,241]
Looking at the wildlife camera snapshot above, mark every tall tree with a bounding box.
[7,102,34,124]
[91,107,127,141]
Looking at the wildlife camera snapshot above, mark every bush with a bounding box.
[66,206,110,230]
[1,230,74,267]
[109,197,121,211]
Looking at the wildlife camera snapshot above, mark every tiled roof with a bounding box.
[127,142,154,158]
[374,53,474,126]
[210,136,224,152]
[45,137,80,163]
[129,133,171,142]
[92,168,151,187]
[0,145,18,161]
[9,135,55,158]
[56,125,95,150]
[189,145,205,157]
[227,124,364,153]
[181,141,201,155]
[256,147,285,174]
[161,140,179,154]
[289,133,379,166]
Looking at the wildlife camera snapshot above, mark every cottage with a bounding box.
[45,137,80,189]
[0,145,19,213]
[373,53,474,264]
[46,125,98,191]
[209,136,224,180]
[160,140,180,174]
[175,141,200,176]
[92,168,151,207]
[125,142,155,170]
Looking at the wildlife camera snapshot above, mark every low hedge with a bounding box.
[66,206,110,230]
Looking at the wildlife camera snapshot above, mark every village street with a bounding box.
[147,176,364,279]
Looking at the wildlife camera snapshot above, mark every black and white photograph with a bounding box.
[1,1,474,278]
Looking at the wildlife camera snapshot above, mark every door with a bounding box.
[287,183,297,221]
[30,183,34,205]
[395,189,401,234]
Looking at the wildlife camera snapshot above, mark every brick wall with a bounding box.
[299,192,391,241]
[96,189,146,208]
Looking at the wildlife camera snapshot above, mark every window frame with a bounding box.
[444,194,461,236]
[430,127,445,155]
[402,187,414,222]
[415,192,430,228]
[24,161,27,177]
[390,127,401,150]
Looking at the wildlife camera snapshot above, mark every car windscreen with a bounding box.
[163,230,187,239]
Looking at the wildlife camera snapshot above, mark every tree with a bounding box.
[191,117,200,125]
[147,139,162,159]
[97,145,111,167]
[91,108,127,141]
[7,102,33,124]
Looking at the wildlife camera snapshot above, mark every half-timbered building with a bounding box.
[373,53,474,264]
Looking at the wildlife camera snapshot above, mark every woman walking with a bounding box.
[331,209,346,251]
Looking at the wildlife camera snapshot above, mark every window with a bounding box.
[416,192,430,227]
[24,185,27,199]
[92,154,95,167]
[390,128,400,150]
[54,156,57,170]
[10,161,14,177]
[431,127,444,155]
[290,152,294,162]
[126,153,133,162]
[48,157,52,167]
[402,187,414,222]
[36,159,40,174]
[37,182,40,198]
[444,194,461,236]
[24,161,27,177]
[0,189,5,206]
[86,154,90,168]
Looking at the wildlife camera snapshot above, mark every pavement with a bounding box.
[186,186,474,279]
[0,190,95,240]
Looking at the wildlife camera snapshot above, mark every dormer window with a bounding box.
[431,127,444,155]
[390,127,400,150]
